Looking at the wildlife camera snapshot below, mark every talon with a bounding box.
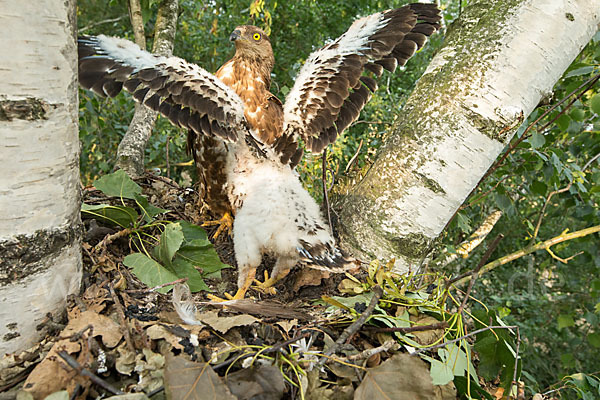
[252,271,279,295]
[202,212,234,239]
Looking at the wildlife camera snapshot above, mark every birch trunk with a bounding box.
[339,0,600,273]
[116,0,179,177]
[0,0,81,355]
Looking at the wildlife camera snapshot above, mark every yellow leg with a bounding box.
[206,267,256,302]
[253,271,285,295]
[202,211,234,239]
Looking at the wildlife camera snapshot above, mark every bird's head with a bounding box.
[229,25,273,62]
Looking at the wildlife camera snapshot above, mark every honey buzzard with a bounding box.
[78,3,441,299]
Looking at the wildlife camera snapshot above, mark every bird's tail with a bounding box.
[296,242,358,273]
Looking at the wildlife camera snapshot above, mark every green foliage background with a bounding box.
[77,0,599,397]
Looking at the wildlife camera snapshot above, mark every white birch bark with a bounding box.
[0,0,81,355]
[339,0,600,273]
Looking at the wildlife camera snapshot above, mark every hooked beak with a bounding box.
[229,29,241,42]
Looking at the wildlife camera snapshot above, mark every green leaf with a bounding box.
[81,203,138,228]
[171,221,230,275]
[528,132,545,149]
[179,221,210,245]
[134,193,168,223]
[557,314,575,330]
[429,359,454,385]
[494,193,512,213]
[564,65,595,78]
[590,93,600,114]
[556,114,571,131]
[587,332,600,348]
[530,181,547,196]
[570,107,586,122]
[171,258,210,292]
[561,352,576,368]
[155,223,185,267]
[123,253,179,294]
[455,212,471,233]
[94,169,142,199]
[472,309,520,389]
[453,376,494,400]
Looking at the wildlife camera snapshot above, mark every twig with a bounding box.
[532,150,600,242]
[454,225,600,286]
[126,277,188,293]
[94,228,133,252]
[213,331,312,370]
[57,350,124,395]
[538,73,600,132]
[345,339,398,361]
[436,210,503,268]
[457,234,504,314]
[318,285,383,366]
[362,321,449,333]
[109,284,135,353]
[460,176,510,210]
[481,73,600,183]
[509,327,522,399]
[412,324,518,355]
[78,16,127,33]
[322,148,333,232]
[165,136,171,179]
[345,139,363,174]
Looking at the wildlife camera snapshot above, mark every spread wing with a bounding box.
[283,3,441,153]
[78,35,251,143]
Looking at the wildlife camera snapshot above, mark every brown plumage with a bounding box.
[77,3,441,299]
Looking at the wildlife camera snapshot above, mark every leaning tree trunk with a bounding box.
[339,0,600,273]
[0,0,81,355]
[116,0,179,178]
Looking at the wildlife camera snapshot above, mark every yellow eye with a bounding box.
[253,33,261,41]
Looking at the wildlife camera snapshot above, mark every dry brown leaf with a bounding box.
[132,348,164,393]
[494,387,505,400]
[196,310,258,334]
[164,352,236,400]
[225,364,285,400]
[115,342,136,376]
[293,268,330,291]
[354,353,456,400]
[146,324,186,350]
[21,343,87,399]
[22,310,124,398]
[276,319,298,335]
[63,310,123,348]
[409,315,445,346]
[81,283,110,313]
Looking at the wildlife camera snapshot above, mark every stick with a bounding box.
[57,351,124,395]
[362,321,449,334]
[453,225,600,286]
[212,331,312,370]
[457,234,504,314]
[109,284,135,353]
[318,285,383,366]
[322,148,333,232]
[411,324,518,355]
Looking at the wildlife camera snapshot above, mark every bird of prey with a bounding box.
[77,3,441,299]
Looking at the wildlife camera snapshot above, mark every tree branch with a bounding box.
[454,225,600,286]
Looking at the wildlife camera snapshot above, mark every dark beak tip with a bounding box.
[229,30,241,42]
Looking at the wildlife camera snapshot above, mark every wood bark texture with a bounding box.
[339,0,600,273]
[0,0,81,355]
[116,0,179,177]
